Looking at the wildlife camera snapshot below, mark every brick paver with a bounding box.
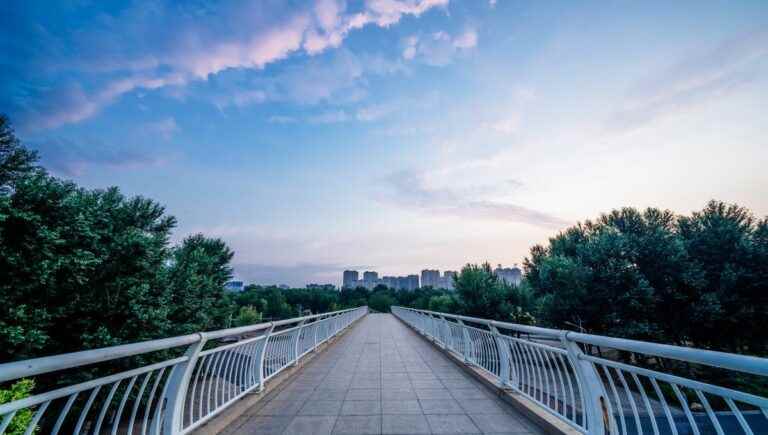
[222,313,544,435]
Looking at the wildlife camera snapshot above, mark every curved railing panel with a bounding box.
[392,306,768,435]
[0,306,367,435]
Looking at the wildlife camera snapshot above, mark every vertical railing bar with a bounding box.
[52,392,79,435]
[549,350,567,416]
[555,354,577,423]
[602,365,627,435]
[616,368,643,435]
[92,380,121,434]
[670,384,701,435]
[724,398,754,435]
[127,372,152,435]
[111,375,138,435]
[188,355,207,425]
[152,365,178,435]
[694,390,725,435]
[1,411,18,434]
[631,373,660,435]
[649,378,679,435]
[141,367,166,435]
[22,400,49,435]
[74,386,102,435]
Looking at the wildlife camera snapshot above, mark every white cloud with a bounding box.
[24,0,448,130]
[267,115,297,124]
[309,110,349,124]
[402,28,478,66]
[607,30,768,132]
[146,117,179,140]
[487,113,520,134]
[452,29,478,49]
[356,103,396,121]
[380,169,568,229]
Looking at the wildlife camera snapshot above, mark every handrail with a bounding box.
[392,306,768,435]
[0,306,368,435]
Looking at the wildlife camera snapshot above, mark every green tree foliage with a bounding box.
[234,306,263,327]
[165,234,235,335]
[452,262,537,322]
[524,202,768,354]
[0,379,36,435]
[368,291,396,312]
[0,117,235,361]
[0,115,37,193]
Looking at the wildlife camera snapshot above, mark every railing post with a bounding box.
[562,332,610,435]
[489,323,513,388]
[292,319,307,366]
[312,317,321,351]
[161,334,206,435]
[255,324,275,392]
[439,315,452,351]
[457,320,474,364]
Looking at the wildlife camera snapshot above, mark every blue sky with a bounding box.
[2,0,767,286]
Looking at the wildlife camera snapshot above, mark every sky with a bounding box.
[2,0,767,286]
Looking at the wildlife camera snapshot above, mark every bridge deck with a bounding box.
[221,313,544,435]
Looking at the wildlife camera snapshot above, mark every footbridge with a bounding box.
[1,307,766,434]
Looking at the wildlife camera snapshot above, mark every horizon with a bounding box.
[3,0,767,287]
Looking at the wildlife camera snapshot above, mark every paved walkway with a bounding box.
[222,313,544,435]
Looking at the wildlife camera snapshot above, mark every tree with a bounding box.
[165,234,235,335]
[369,292,395,312]
[0,115,238,362]
[454,263,513,320]
[0,115,37,193]
[524,201,768,354]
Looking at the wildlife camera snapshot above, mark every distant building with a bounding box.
[420,269,440,288]
[307,283,336,290]
[440,271,457,289]
[494,264,522,286]
[406,274,420,291]
[225,281,244,292]
[342,270,359,288]
[362,271,379,289]
[381,276,398,289]
[278,284,290,289]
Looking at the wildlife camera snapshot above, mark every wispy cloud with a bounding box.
[309,110,349,124]
[15,0,448,130]
[145,117,179,140]
[381,169,568,229]
[607,29,768,132]
[214,49,406,109]
[267,115,297,124]
[402,28,478,66]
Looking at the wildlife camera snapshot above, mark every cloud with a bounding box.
[145,117,179,140]
[402,28,478,66]
[309,110,350,124]
[213,49,406,109]
[356,102,397,121]
[13,0,448,130]
[381,169,568,229]
[267,115,297,124]
[607,29,768,132]
[486,113,520,134]
[32,137,168,177]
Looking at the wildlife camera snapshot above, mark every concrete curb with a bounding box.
[190,313,367,435]
[394,314,581,435]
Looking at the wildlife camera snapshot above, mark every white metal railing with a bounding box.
[0,306,367,434]
[392,306,768,435]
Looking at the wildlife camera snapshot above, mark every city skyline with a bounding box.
[2,1,767,287]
